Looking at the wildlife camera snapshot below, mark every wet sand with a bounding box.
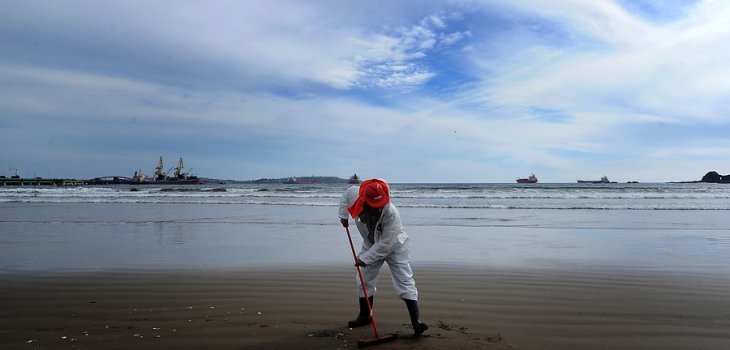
[1,265,729,350]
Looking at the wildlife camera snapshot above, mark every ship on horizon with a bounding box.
[516,174,538,183]
[88,156,201,185]
[577,176,614,184]
[347,173,361,184]
[282,177,316,184]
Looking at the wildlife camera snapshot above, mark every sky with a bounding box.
[2,0,730,183]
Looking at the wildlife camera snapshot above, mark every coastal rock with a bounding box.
[701,171,730,183]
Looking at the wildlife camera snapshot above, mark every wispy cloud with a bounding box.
[478,0,730,122]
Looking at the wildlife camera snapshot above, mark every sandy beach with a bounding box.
[2,265,729,350]
[2,188,730,349]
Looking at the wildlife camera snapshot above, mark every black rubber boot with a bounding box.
[404,299,428,336]
[348,296,373,328]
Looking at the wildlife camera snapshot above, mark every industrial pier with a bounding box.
[0,177,86,186]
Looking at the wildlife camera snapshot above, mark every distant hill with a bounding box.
[201,176,351,184]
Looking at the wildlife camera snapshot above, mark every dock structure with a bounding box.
[86,176,136,185]
[2,157,199,187]
[0,178,86,186]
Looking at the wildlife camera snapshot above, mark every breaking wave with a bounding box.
[2,183,730,210]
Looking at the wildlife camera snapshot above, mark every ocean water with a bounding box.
[4,182,730,210]
[1,183,729,272]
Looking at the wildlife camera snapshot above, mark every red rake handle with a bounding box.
[345,226,381,338]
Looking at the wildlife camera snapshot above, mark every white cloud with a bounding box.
[426,15,446,29]
[377,71,436,89]
[440,31,471,46]
[3,0,730,181]
[472,0,730,125]
[147,2,455,91]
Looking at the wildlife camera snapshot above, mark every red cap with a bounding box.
[363,181,389,208]
[348,179,390,218]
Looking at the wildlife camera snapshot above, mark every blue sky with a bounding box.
[2,0,729,182]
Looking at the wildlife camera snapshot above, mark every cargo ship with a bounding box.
[347,173,361,184]
[577,176,614,184]
[516,174,538,183]
[282,177,316,184]
[88,157,201,185]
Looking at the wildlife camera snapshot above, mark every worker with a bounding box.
[338,178,428,336]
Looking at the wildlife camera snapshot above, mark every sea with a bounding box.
[1,182,729,272]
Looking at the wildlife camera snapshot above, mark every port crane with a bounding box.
[154,157,165,181]
[153,157,194,181]
[8,167,21,178]
[173,158,185,179]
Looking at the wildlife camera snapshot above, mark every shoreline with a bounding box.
[2,265,728,350]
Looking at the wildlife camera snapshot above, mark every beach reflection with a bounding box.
[0,202,728,273]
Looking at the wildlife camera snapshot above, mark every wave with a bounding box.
[158,187,228,193]
[3,183,730,210]
[3,190,728,200]
[2,198,730,210]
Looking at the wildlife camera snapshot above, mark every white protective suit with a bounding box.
[338,186,418,300]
